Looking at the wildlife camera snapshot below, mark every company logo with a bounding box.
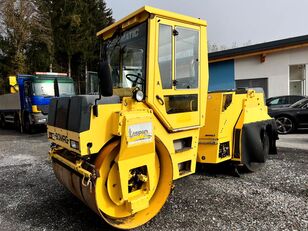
[128,128,150,138]
[52,133,69,144]
[121,28,139,42]
[128,122,153,144]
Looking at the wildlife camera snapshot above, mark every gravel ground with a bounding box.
[0,128,307,231]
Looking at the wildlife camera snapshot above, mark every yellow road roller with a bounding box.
[47,6,278,229]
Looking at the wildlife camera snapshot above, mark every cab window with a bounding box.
[105,22,147,95]
[175,27,199,89]
[158,24,172,89]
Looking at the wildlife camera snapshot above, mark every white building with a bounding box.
[208,35,308,98]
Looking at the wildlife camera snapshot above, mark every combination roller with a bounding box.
[47,6,278,229]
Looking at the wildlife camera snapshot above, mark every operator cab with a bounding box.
[97,6,208,131]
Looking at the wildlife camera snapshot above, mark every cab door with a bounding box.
[23,80,32,113]
[147,17,207,131]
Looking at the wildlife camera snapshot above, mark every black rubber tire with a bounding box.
[244,132,269,172]
[23,116,33,134]
[14,114,22,133]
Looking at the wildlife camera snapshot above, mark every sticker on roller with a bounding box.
[128,122,153,145]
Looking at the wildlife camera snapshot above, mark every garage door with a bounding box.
[236,78,268,98]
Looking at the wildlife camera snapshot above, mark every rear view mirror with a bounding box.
[98,61,113,97]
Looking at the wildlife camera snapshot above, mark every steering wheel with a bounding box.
[126,74,144,87]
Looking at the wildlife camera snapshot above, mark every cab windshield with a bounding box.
[33,81,75,97]
[104,22,147,94]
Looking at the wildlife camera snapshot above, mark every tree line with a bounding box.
[0,0,113,93]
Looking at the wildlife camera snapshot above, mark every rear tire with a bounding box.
[23,115,33,134]
[14,114,22,132]
[262,132,270,156]
[243,131,269,172]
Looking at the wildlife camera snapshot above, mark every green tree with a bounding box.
[79,0,113,68]
[26,0,54,72]
[0,0,36,73]
[0,0,54,74]
[48,0,113,91]
[0,0,113,94]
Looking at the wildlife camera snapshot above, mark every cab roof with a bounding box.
[97,6,207,39]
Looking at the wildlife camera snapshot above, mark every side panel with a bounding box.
[0,93,21,111]
[198,92,242,163]
[153,117,200,180]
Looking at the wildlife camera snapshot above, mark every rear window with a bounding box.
[289,96,304,104]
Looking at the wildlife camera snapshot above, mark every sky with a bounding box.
[105,0,308,48]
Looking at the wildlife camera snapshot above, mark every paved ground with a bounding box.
[277,129,308,150]
[0,128,307,231]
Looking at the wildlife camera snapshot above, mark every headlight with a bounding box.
[70,140,80,150]
[38,118,47,123]
[134,90,144,102]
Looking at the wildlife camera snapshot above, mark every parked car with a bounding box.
[268,97,308,134]
[266,95,305,108]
